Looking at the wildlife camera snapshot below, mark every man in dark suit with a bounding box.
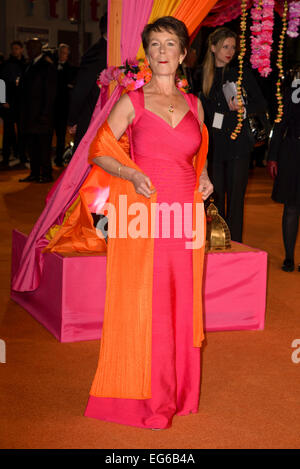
[19,38,57,183]
[67,13,107,150]
[53,43,75,167]
[0,40,26,170]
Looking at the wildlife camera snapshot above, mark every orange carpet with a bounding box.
[0,166,300,449]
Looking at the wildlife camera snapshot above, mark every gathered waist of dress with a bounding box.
[133,153,197,202]
[133,153,196,174]
[133,149,196,165]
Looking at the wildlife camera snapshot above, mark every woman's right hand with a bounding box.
[267,161,278,179]
[130,170,156,198]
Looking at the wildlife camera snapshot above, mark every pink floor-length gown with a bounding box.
[84,87,202,429]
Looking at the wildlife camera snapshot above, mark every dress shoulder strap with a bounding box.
[127,88,144,124]
[184,92,201,124]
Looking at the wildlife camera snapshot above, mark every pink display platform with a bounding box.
[11,230,267,342]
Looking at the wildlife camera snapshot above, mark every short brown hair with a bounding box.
[142,16,189,55]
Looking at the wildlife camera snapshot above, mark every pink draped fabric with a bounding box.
[12,0,153,292]
[202,0,253,27]
[12,85,122,291]
[190,0,253,43]
[194,0,286,33]
[121,0,153,63]
[189,0,287,44]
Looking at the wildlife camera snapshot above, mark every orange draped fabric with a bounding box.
[108,0,219,65]
[148,0,182,19]
[108,0,122,67]
[136,0,219,60]
[136,0,182,59]
[173,0,219,35]
[45,120,208,399]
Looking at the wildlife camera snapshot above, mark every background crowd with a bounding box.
[0,14,107,182]
[0,12,299,268]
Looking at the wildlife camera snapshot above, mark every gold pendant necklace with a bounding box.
[168,104,174,113]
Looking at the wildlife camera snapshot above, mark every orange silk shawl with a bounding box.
[45,120,208,399]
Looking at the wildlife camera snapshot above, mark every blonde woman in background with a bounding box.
[194,27,267,242]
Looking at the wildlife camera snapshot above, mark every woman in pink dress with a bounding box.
[84,16,213,429]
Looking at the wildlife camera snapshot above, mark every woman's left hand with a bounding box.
[198,172,214,200]
[229,97,244,113]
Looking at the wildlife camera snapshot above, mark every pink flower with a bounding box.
[251,10,262,21]
[259,66,272,77]
[96,59,189,93]
[98,67,115,86]
[262,20,274,30]
[135,79,145,89]
[251,60,260,69]
[120,75,132,88]
[287,1,300,38]
[262,7,274,18]
[263,0,275,6]
[262,57,271,67]
[260,43,272,53]
[250,0,274,77]
[288,31,299,38]
[250,24,262,33]
[260,31,273,43]
[251,36,261,45]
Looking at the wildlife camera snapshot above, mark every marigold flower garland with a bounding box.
[97,59,190,94]
[231,0,248,140]
[287,0,300,38]
[250,0,275,78]
[274,0,288,123]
